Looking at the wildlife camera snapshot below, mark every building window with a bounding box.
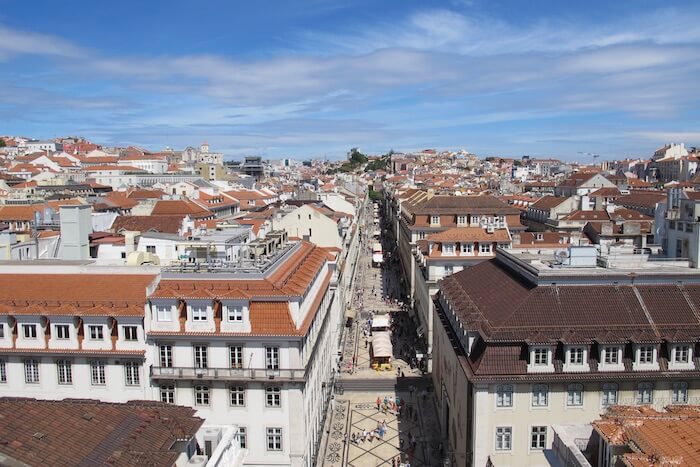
[457,215,467,225]
[266,347,280,370]
[602,383,618,407]
[194,345,208,369]
[532,384,549,407]
[266,386,282,407]
[0,360,6,383]
[160,345,173,368]
[495,427,512,451]
[431,215,440,225]
[674,345,690,364]
[479,243,492,254]
[496,384,513,407]
[266,427,283,451]
[237,427,247,449]
[0,324,3,338]
[531,426,547,450]
[461,243,473,254]
[195,385,210,406]
[638,346,654,364]
[672,382,688,404]
[89,325,103,340]
[568,348,585,365]
[24,359,39,383]
[533,348,548,366]
[90,360,106,385]
[566,383,584,406]
[145,245,156,254]
[124,362,140,386]
[230,386,246,406]
[191,306,208,321]
[55,324,70,340]
[160,385,175,403]
[636,382,653,404]
[603,346,619,365]
[227,306,243,322]
[230,345,244,369]
[22,324,37,339]
[444,265,454,276]
[443,243,455,255]
[123,326,138,341]
[156,305,172,322]
[56,360,72,385]
[418,231,426,240]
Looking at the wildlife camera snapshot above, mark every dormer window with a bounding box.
[191,306,208,322]
[443,243,455,255]
[568,347,584,365]
[638,346,654,364]
[603,346,620,365]
[227,306,243,322]
[457,215,467,225]
[533,348,548,366]
[154,304,172,322]
[673,345,690,364]
[431,215,440,225]
[461,243,473,254]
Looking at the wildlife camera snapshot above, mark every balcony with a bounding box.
[150,366,306,382]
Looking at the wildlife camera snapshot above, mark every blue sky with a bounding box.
[1,0,699,161]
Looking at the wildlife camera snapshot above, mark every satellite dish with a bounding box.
[555,249,569,264]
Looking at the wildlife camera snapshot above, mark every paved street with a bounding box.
[319,199,442,466]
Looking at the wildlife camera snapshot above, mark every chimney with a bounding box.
[59,205,92,260]
[123,231,140,255]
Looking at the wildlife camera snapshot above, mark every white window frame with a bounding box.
[55,324,70,340]
[227,305,243,322]
[160,344,173,368]
[237,427,247,449]
[495,426,512,451]
[496,384,513,408]
[22,324,37,339]
[266,427,283,451]
[230,386,246,407]
[0,360,6,383]
[266,386,282,407]
[124,362,140,386]
[603,346,619,365]
[156,305,172,322]
[430,215,440,225]
[461,243,473,254]
[194,345,208,369]
[638,346,654,364]
[230,345,244,369]
[566,383,584,407]
[89,325,103,340]
[636,382,653,404]
[532,384,549,407]
[191,306,208,322]
[443,243,455,255]
[533,348,549,366]
[479,242,492,254]
[56,360,72,385]
[444,264,454,276]
[90,360,106,385]
[601,383,618,407]
[160,384,175,403]
[568,348,585,365]
[24,359,39,383]
[674,345,690,364]
[194,385,210,406]
[266,346,280,370]
[457,215,467,225]
[123,326,138,341]
[530,426,547,450]
[672,381,688,404]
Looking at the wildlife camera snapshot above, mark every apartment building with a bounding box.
[433,246,700,467]
[0,238,339,467]
[146,240,339,467]
[388,189,520,369]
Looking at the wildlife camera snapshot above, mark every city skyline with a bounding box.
[1,0,699,159]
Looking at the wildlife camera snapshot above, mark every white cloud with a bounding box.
[0,25,86,59]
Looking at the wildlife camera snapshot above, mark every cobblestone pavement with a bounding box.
[319,201,442,466]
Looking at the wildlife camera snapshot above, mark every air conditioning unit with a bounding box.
[487,225,495,233]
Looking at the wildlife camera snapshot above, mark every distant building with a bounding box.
[241,156,264,181]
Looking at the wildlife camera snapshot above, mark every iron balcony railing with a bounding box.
[150,366,306,381]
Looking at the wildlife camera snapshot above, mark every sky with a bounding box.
[1,0,699,161]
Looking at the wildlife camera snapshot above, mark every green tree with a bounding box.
[347,147,368,164]
[0,138,5,148]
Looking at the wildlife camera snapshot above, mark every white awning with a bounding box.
[372,243,382,253]
[371,315,390,329]
[372,332,393,358]
[372,253,384,263]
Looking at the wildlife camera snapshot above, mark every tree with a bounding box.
[0,138,5,148]
[347,147,368,164]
